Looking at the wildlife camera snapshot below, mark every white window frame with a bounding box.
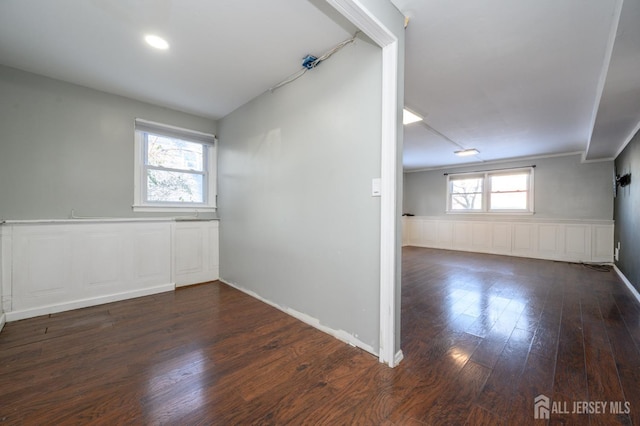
[133,119,217,213]
[447,173,485,213]
[446,167,534,214]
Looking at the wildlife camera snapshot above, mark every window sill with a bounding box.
[132,205,216,213]
[446,211,534,215]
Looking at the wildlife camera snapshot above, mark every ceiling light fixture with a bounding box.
[403,108,423,125]
[454,148,480,157]
[144,34,170,50]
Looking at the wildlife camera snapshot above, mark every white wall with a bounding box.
[218,34,383,353]
[0,65,217,220]
[404,153,614,220]
[359,0,407,361]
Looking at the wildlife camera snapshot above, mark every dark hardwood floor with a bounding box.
[2,247,640,424]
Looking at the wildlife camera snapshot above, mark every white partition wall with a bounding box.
[1,219,219,322]
[403,216,614,263]
[0,226,5,331]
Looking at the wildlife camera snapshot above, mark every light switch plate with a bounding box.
[372,178,381,197]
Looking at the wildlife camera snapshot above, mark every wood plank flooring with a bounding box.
[1,247,640,424]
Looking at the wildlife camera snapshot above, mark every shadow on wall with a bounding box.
[614,129,640,291]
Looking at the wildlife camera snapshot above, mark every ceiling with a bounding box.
[0,0,353,119]
[1,0,639,170]
[394,0,640,170]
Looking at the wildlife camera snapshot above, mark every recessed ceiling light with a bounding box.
[403,108,423,125]
[144,34,170,50]
[454,148,480,157]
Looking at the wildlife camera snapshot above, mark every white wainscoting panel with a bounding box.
[1,219,219,322]
[12,230,74,309]
[471,222,490,251]
[564,225,590,259]
[403,216,614,264]
[438,221,454,246]
[592,225,615,263]
[538,224,561,255]
[0,226,11,315]
[405,219,422,247]
[491,223,512,254]
[209,223,220,279]
[84,233,122,288]
[174,221,220,287]
[453,222,472,248]
[512,223,535,256]
[133,227,172,282]
[422,221,438,246]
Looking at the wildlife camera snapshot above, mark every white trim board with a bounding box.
[394,349,404,366]
[220,278,377,357]
[614,265,640,305]
[584,0,624,157]
[404,151,613,173]
[5,283,175,322]
[327,0,402,368]
[614,119,640,159]
[0,313,5,333]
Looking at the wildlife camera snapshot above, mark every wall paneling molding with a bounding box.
[403,216,613,263]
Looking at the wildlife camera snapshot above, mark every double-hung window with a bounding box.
[446,167,534,213]
[134,119,217,212]
[449,174,484,211]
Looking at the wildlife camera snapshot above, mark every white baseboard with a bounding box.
[5,283,175,322]
[219,278,378,357]
[394,349,404,366]
[614,265,640,305]
[0,313,5,333]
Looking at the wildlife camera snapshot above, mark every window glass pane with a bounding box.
[450,177,483,210]
[490,192,527,210]
[451,194,483,210]
[146,134,204,171]
[451,177,483,194]
[491,173,527,192]
[147,170,203,203]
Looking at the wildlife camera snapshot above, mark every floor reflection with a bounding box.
[144,349,208,422]
[445,280,528,337]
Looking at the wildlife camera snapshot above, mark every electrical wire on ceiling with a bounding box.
[268,31,360,93]
[418,121,466,151]
[416,120,484,161]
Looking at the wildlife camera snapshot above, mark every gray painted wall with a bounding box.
[0,66,216,220]
[404,153,614,220]
[218,35,383,352]
[614,130,640,291]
